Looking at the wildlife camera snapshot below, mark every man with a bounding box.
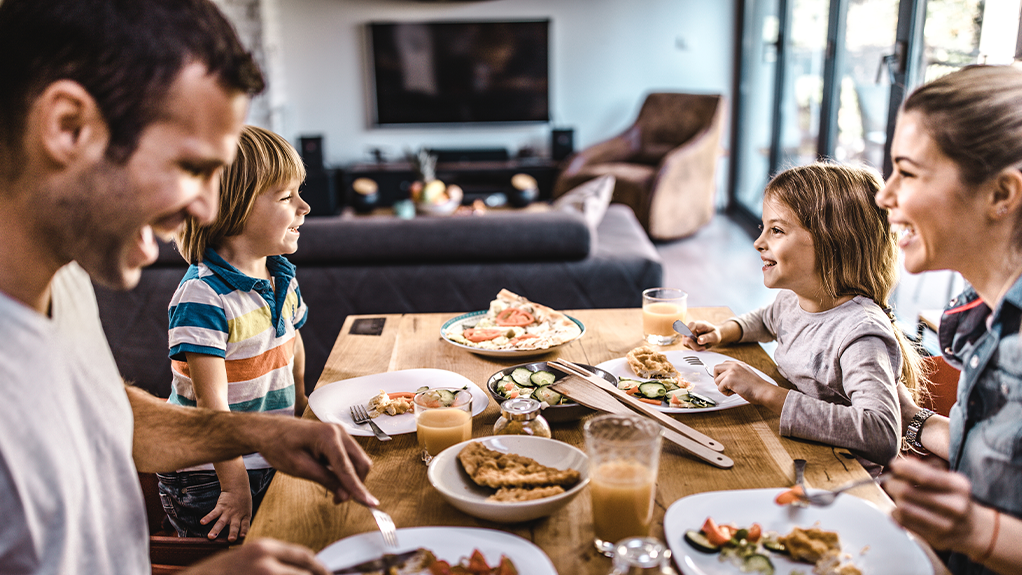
[0,1,377,573]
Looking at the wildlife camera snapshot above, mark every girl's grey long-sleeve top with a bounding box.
[733,290,903,470]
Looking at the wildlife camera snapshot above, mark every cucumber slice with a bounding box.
[638,381,667,399]
[532,385,562,405]
[617,378,642,389]
[761,536,787,555]
[683,529,719,554]
[416,385,430,392]
[742,553,774,575]
[530,370,556,386]
[434,389,456,406]
[511,367,536,386]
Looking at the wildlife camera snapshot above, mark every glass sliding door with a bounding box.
[730,0,783,226]
[833,0,900,171]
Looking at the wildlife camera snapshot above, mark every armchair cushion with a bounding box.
[554,92,726,241]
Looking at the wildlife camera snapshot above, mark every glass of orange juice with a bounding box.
[584,414,662,555]
[641,287,687,346]
[414,387,473,464]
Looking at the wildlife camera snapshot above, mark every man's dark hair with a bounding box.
[0,0,265,178]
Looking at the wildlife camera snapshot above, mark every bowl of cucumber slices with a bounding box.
[486,361,618,423]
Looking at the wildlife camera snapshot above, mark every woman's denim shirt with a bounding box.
[939,278,1022,574]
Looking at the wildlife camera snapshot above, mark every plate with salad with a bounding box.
[308,368,490,437]
[441,290,585,358]
[317,526,556,575]
[595,350,778,413]
[664,488,929,575]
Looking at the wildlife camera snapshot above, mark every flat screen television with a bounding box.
[367,20,550,126]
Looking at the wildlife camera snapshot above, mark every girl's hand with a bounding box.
[713,361,788,413]
[885,457,978,552]
[201,488,253,541]
[683,321,720,351]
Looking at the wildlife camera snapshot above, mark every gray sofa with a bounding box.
[95,204,663,397]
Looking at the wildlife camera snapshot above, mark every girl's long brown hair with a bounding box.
[765,162,926,399]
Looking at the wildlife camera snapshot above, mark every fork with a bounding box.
[682,355,715,378]
[801,477,880,506]
[364,504,400,548]
[350,404,392,441]
[792,458,809,508]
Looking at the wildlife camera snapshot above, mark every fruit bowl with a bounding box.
[414,181,463,216]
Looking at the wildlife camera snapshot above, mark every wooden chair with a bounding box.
[138,472,234,574]
[920,354,960,418]
[552,92,726,241]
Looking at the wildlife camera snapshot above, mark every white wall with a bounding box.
[271,0,736,166]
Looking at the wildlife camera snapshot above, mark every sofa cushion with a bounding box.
[552,174,615,229]
[289,208,592,265]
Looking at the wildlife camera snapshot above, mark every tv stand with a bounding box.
[341,158,560,208]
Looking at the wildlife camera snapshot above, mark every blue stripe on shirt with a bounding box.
[169,385,296,412]
[168,301,229,332]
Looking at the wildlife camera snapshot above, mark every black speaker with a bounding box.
[551,128,574,161]
[300,169,337,216]
[299,136,324,171]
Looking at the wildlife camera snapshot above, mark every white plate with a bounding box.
[440,310,586,358]
[308,368,489,436]
[596,350,777,413]
[664,488,930,575]
[427,436,589,523]
[317,526,557,574]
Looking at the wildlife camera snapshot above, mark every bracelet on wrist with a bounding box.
[975,509,1001,564]
[904,408,935,454]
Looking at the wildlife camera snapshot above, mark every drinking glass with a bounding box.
[608,537,676,574]
[414,388,473,464]
[642,288,687,346]
[584,414,663,555]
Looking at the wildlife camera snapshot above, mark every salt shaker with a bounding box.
[493,398,551,438]
[608,537,677,575]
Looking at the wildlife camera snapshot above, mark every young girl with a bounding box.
[683,162,924,474]
[157,125,311,541]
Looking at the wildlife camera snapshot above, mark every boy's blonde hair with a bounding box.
[176,125,306,264]
[764,162,926,398]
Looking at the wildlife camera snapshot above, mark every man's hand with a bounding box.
[128,386,378,507]
[248,416,378,507]
[180,538,329,575]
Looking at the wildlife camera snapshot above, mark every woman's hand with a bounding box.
[713,361,788,413]
[683,321,721,350]
[201,487,252,541]
[885,457,978,551]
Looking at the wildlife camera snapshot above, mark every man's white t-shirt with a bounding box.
[0,263,149,574]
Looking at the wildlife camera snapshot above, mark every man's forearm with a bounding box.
[128,385,263,473]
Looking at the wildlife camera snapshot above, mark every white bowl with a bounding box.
[427,436,589,523]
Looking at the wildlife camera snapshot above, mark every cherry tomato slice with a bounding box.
[495,308,536,326]
[463,328,502,342]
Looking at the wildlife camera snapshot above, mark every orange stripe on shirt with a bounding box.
[171,337,296,382]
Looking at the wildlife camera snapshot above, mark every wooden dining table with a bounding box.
[247,307,948,574]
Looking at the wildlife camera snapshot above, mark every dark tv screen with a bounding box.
[368,20,550,125]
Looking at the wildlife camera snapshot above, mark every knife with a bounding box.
[331,549,419,574]
[673,319,694,338]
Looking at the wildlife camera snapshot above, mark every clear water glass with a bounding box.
[609,537,676,575]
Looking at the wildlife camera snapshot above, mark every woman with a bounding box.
[876,64,1022,575]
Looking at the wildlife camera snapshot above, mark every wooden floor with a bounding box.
[655,212,774,315]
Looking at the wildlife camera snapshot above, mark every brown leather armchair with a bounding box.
[553,92,726,241]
